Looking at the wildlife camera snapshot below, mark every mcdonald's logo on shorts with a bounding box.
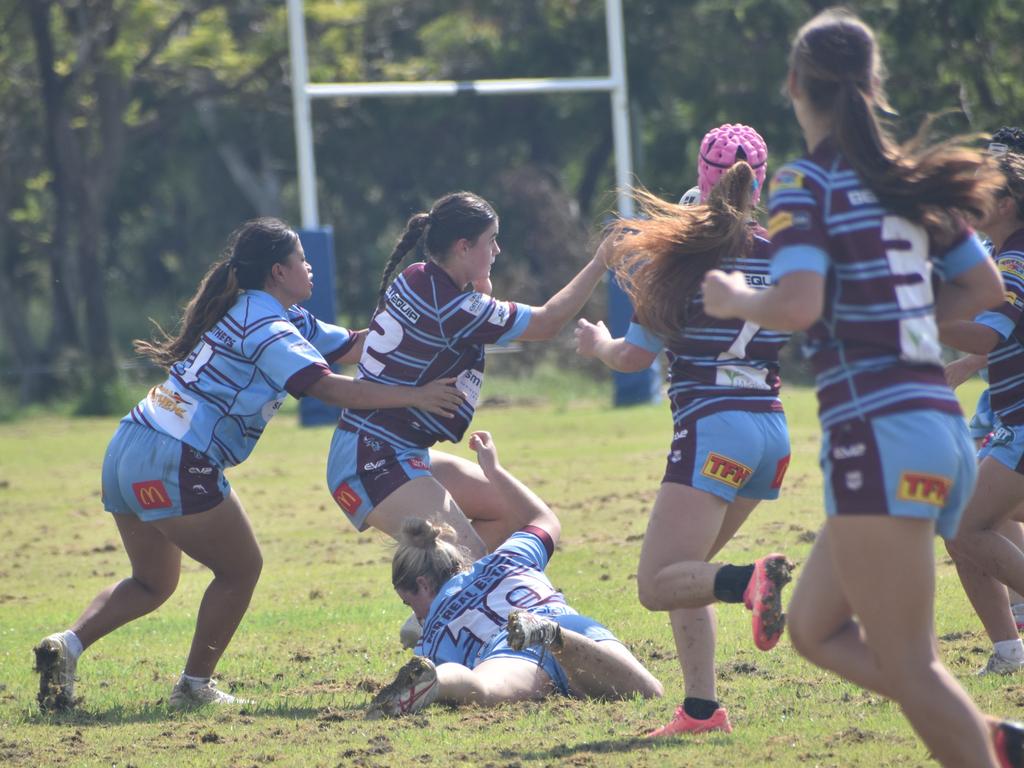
[333,482,363,517]
[771,455,791,489]
[132,480,172,510]
[897,472,951,507]
[701,452,752,488]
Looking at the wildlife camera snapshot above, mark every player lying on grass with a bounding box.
[366,431,663,717]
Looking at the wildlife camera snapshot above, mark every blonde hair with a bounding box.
[392,518,472,593]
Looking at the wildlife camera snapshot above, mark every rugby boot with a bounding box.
[34,633,78,712]
[645,705,733,738]
[366,656,439,719]
[169,677,250,710]
[742,553,793,651]
[507,610,562,651]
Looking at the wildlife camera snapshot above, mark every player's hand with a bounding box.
[414,377,465,418]
[594,234,616,270]
[574,318,611,358]
[468,430,500,475]
[701,269,749,319]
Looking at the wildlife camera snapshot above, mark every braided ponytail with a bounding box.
[376,213,430,312]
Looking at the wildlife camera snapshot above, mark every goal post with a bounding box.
[286,0,659,415]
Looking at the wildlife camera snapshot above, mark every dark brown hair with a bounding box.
[135,218,299,369]
[376,191,497,310]
[607,162,756,340]
[789,8,1000,245]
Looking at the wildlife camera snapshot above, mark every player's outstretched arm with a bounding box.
[574,319,657,372]
[306,375,464,417]
[467,431,560,545]
[517,238,610,342]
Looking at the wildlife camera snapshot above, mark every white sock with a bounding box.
[61,630,84,660]
[181,673,211,687]
[994,638,1024,661]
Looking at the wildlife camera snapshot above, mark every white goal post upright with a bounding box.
[286,0,657,407]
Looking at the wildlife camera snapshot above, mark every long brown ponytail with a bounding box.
[376,192,497,311]
[608,162,757,340]
[789,8,1000,246]
[135,218,299,369]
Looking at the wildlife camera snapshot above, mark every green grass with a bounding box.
[0,379,1017,767]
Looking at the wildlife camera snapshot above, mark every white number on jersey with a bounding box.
[361,310,405,376]
[882,215,940,364]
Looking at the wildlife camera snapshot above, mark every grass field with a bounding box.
[1,378,1020,767]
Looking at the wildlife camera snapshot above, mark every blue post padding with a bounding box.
[607,273,661,406]
[298,227,342,427]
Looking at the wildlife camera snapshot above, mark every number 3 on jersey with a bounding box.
[882,215,940,364]
[361,311,405,376]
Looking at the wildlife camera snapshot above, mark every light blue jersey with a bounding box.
[126,290,357,468]
[415,527,574,668]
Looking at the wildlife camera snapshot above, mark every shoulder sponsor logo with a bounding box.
[388,293,422,323]
[332,482,363,517]
[132,480,173,510]
[832,442,866,460]
[408,456,430,472]
[771,168,805,192]
[460,292,488,317]
[847,189,878,206]
[771,455,791,489]
[897,472,951,507]
[487,301,511,327]
[745,274,772,287]
[701,452,752,488]
[1000,258,1024,279]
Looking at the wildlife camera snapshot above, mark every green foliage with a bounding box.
[3,0,1024,405]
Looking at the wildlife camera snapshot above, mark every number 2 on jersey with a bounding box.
[362,311,405,376]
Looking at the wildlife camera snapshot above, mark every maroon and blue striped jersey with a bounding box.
[767,138,988,428]
[977,228,1024,425]
[339,261,531,448]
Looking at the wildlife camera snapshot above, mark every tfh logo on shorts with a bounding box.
[132,480,172,510]
[701,453,752,488]
[408,457,429,471]
[897,472,951,507]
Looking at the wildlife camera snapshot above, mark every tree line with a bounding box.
[2,0,1021,412]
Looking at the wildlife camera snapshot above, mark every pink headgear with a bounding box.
[697,123,768,204]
